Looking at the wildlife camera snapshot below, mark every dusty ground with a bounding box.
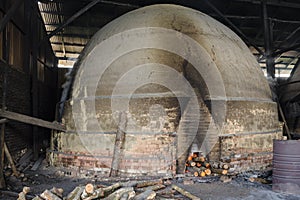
[1,162,300,200]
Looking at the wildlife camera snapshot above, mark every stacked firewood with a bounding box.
[18,179,201,200]
[185,153,229,177]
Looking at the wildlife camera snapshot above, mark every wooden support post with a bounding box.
[277,101,292,139]
[110,112,127,177]
[0,25,9,188]
[261,0,275,78]
[4,143,19,177]
[0,123,6,188]
[31,1,39,160]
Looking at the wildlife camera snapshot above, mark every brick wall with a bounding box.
[51,132,176,177]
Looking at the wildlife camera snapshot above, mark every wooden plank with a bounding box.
[31,156,44,171]
[277,100,292,139]
[17,149,33,167]
[0,110,65,131]
[171,185,201,200]
[4,143,19,176]
[110,112,127,177]
[17,149,33,165]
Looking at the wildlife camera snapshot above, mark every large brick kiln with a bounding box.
[50,4,281,176]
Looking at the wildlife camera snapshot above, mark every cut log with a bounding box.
[50,187,64,198]
[211,168,228,175]
[135,184,166,192]
[194,171,199,177]
[81,183,95,199]
[103,182,122,196]
[204,169,211,176]
[204,162,210,168]
[40,189,61,200]
[200,171,206,177]
[156,188,175,196]
[121,180,139,187]
[198,157,205,162]
[0,190,34,199]
[120,192,129,200]
[190,162,196,167]
[134,190,156,200]
[17,186,30,200]
[120,190,135,200]
[66,186,84,200]
[103,187,134,200]
[136,180,163,188]
[220,163,229,170]
[85,182,122,199]
[187,166,204,173]
[171,185,201,200]
[4,142,20,177]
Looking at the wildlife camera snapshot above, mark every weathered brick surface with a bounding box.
[52,132,176,176]
[54,98,281,175]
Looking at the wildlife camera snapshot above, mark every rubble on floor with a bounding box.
[1,150,300,199]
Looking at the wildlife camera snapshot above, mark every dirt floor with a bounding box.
[1,161,300,200]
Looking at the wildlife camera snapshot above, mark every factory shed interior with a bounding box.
[0,0,300,199]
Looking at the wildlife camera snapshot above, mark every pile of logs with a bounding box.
[185,153,229,177]
[17,179,201,200]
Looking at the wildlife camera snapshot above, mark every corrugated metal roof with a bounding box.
[37,0,300,76]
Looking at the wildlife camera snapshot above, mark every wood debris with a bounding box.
[19,178,203,200]
[17,186,30,200]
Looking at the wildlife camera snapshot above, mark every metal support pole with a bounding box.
[262,0,275,78]
[204,0,264,56]
[23,0,31,73]
[0,0,24,33]
[46,0,101,40]
[273,43,300,57]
